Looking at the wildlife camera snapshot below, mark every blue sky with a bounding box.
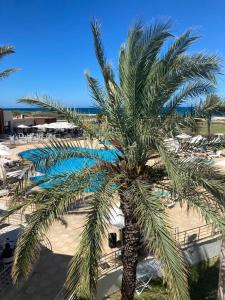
[0,0,225,108]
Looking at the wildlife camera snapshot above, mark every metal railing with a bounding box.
[174,223,220,246]
[98,223,221,278]
[98,249,122,277]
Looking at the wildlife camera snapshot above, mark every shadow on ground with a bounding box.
[10,247,72,300]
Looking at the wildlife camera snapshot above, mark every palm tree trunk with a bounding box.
[121,196,140,300]
[218,240,225,300]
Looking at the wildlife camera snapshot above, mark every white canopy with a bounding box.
[189,135,205,144]
[0,144,10,151]
[44,122,78,129]
[17,124,29,128]
[32,124,47,130]
[0,163,6,183]
[164,138,180,153]
[108,203,124,228]
[176,133,192,139]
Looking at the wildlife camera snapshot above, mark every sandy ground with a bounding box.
[3,140,225,252]
[1,140,225,299]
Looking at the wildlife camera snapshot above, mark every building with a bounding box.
[13,116,57,128]
[0,109,13,134]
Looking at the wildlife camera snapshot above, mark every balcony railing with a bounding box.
[174,223,220,246]
[98,223,221,277]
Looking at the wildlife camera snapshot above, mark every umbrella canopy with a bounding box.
[189,135,205,144]
[164,138,180,153]
[17,124,29,128]
[0,163,6,183]
[176,133,192,139]
[32,124,47,129]
[0,149,10,156]
[0,144,10,151]
[44,122,78,129]
[108,203,124,228]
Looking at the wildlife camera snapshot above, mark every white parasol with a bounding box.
[0,144,10,151]
[32,124,47,129]
[189,135,205,144]
[44,122,78,129]
[0,163,6,183]
[108,203,124,228]
[176,133,192,139]
[17,124,30,128]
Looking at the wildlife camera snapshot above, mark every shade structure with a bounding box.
[108,203,124,228]
[164,138,179,153]
[189,135,205,144]
[17,124,29,128]
[176,133,191,139]
[44,122,78,129]
[32,124,47,130]
[0,149,10,156]
[0,163,6,183]
[0,144,10,151]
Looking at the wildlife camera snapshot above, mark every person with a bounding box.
[0,243,14,259]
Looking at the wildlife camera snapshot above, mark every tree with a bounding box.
[196,94,225,137]
[2,20,225,300]
[0,45,17,79]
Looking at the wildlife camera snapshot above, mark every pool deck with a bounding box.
[1,141,225,299]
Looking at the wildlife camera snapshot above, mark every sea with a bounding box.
[4,107,197,116]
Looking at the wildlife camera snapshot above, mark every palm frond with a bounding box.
[132,181,189,300]
[18,96,100,139]
[11,169,95,283]
[64,175,119,299]
[0,68,17,79]
[165,30,199,62]
[0,46,15,58]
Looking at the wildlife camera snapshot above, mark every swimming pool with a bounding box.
[19,147,119,189]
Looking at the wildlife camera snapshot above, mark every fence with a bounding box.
[174,223,220,246]
[98,223,221,278]
[99,249,122,277]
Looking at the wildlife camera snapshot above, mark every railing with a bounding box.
[98,249,122,277]
[98,223,222,278]
[174,223,220,246]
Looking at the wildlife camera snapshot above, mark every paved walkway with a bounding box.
[13,248,71,300]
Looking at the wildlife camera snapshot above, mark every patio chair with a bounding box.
[164,199,175,208]
[136,273,153,295]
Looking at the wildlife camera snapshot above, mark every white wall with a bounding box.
[95,238,222,300]
[3,111,13,130]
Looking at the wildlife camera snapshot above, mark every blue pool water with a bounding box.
[19,147,119,190]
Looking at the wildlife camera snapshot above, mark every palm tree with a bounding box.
[0,45,17,79]
[2,20,225,300]
[196,94,225,137]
